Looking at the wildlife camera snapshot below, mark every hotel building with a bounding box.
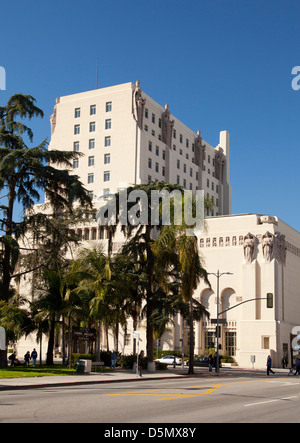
[16,82,300,369]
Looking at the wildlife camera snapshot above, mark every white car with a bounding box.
[154,355,182,365]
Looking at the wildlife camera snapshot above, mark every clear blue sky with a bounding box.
[1,0,300,230]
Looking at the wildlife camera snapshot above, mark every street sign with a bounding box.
[211,319,227,324]
[72,327,96,341]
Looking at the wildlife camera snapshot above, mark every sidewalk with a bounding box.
[0,366,291,391]
[0,367,189,391]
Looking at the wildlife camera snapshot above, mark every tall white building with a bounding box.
[16,81,300,369]
[49,81,231,216]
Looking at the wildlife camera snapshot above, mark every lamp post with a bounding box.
[208,270,233,373]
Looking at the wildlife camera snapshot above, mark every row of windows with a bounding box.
[199,235,241,248]
[74,102,112,118]
[73,137,111,151]
[144,108,194,149]
[74,121,111,135]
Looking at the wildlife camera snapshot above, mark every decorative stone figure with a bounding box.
[215,150,226,183]
[161,104,174,149]
[274,232,286,265]
[194,130,206,169]
[243,232,256,264]
[132,80,146,129]
[262,231,274,262]
[50,97,60,135]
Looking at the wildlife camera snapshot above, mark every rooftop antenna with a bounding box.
[96,56,99,89]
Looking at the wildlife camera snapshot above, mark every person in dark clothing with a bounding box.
[294,358,300,376]
[24,351,31,367]
[9,352,17,367]
[266,355,275,375]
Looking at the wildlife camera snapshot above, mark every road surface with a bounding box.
[1,374,299,424]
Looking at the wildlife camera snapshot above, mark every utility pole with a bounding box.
[208,270,233,373]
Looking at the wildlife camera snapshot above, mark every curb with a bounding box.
[0,371,233,391]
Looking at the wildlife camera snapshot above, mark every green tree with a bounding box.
[0,93,91,366]
[0,93,91,303]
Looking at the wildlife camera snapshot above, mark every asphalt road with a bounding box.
[1,374,299,424]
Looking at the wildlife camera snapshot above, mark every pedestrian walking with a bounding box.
[294,358,300,376]
[110,350,117,369]
[8,352,17,367]
[138,350,144,377]
[24,351,31,367]
[266,355,275,375]
[208,354,213,372]
[31,348,38,367]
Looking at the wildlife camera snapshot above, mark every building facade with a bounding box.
[49,81,231,216]
[15,82,300,369]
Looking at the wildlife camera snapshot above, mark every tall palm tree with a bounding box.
[153,223,210,375]
[103,181,184,367]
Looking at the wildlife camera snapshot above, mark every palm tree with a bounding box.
[33,268,65,365]
[103,181,184,368]
[175,233,210,374]
[153,224,210,375]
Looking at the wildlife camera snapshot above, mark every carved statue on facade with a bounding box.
[274,232,286,265]
[262,231,274,262]
[243,232,256,263]
[132,80,146,129]
[50,97,60,135]
[194,130,206,169]
[161,104,174,149]
[215,149,226,183]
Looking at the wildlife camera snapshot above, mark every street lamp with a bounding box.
[207,270,233,373]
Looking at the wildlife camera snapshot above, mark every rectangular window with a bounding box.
[262,336,270,349]
[90,105,96,115]
[105,119,111,130]
[104,171,110,182]
[162,166,165,177]
[106,101,112,112]
[73,159,79,168]
[89,139,95,149]
[88,190,94,200]
[104,153,110,164]
[177,159,180,169]
[152,113,155,124]
[74,108,80,118]
[155,146,159,156]
[74,125,80,135]
[145,108,148,119]
[89,122,96,132]
[183,164,186,173]
[148,141,152,152]
[225,332,236,356]
[73,141,79,152]
[88,173,94,184]
[88,156,94,167]
[177,175,180,185]
[105,136,111,147]
[155,162,159,173]
[148,158,152,169]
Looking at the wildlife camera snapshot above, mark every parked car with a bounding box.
[154,355,183,365]
[186,357,222,368]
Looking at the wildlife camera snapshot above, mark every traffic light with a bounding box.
[267,293,273,308]
[215,326,221,337]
